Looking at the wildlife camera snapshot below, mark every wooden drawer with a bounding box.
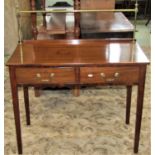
[80,67,139,84]
[15,67,75,84]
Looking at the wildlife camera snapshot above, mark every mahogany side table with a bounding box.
[6,39,149,154]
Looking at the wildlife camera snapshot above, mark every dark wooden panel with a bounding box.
[81,0,115,9]
[81,31,133,39]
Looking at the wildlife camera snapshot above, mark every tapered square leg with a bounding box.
[72,86,80,97]
[9,67,22,154]
[23,86,30,125]
[126,86,132,124]
[34,87,41,97]
[134,66,146,153]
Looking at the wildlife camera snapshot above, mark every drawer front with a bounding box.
[16,67,75,84]
[80,67,139,84]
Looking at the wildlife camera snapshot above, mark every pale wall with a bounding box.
[4,0,32,54]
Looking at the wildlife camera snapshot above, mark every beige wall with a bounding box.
[4,0,32,54]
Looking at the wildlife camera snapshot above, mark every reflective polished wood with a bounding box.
[6,39,149,154]
[80,12,134,38]
[7,39,148,66]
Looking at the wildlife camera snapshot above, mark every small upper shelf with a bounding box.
[29,0,135,40]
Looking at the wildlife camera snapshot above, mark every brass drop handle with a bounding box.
[114,72,119,78]
[41,79,49,82]
[103,72,119,82]
[36,73,41,78]
[36,73,49,82]
[88,73,93,78]
[50,73,55,78]
[106,78,115,82]
[100,72,106,78]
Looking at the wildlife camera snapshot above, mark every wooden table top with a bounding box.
[7,39,149,67]
[80,12,134,33]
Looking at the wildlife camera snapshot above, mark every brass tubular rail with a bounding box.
[16,1,23,63]
[134,0,138,39]
[18,9,136,14]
